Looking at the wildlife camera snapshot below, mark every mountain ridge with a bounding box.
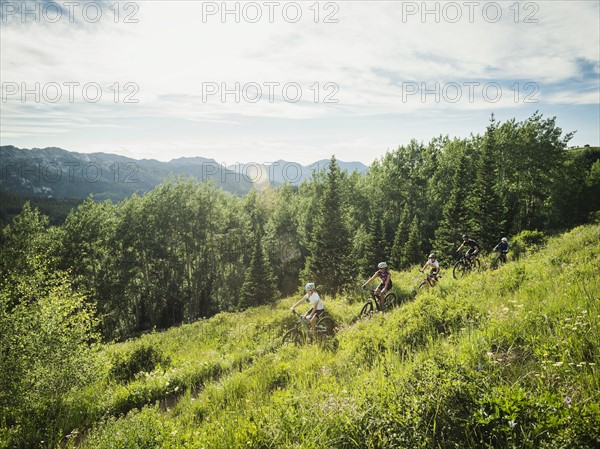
[0,145,369,201]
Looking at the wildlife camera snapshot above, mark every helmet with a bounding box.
[429,253,436,259]
[305,282,315,291]
[462,234,469,239]
[501,237,508,243]
[378,262,387,269]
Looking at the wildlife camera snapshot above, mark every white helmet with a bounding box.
[501,237,508,243]
[305,282,315,291]
[429,253,436,259]
[378,262,387,269]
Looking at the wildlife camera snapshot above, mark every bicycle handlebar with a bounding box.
[291,309,312,321]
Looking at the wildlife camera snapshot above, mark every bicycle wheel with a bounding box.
[496,254,506,268]
[315,316,335,342]
[360,301,374,318]
[453,261,466,279]
[471,258,481,272]
[492,255,501,270]
[383,292,397,311]
[418,280,429,290]
[282,328,305,345]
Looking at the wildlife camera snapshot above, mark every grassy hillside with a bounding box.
[51,225,600,448]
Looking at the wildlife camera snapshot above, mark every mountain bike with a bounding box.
[418,270,441,290]
[359,286,397,318]
[491,250,508,269]
[282,310,335,345]
[452,253,481,279]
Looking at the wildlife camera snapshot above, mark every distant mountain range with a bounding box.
[0,146,368,201]
[227,159,368,186]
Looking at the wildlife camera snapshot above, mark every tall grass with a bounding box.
[45,225,600,448]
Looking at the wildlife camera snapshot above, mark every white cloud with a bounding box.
[1,1,598,159]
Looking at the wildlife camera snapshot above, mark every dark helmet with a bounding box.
[462,234,469,239]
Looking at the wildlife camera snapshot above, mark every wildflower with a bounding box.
[476,364,483,372]
[564,396,572,405]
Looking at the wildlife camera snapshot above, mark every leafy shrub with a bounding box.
[511,230,547,259]
[471,388,600,449]
[109,342,171,383]
[81,406,179,449]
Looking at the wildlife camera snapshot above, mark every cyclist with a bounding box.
[290,282,324,337]
[493,237,509,263]
[420,253,440,286]
[362,262,392,310]
[457,234,480,262]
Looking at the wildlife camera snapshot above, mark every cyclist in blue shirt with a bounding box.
[493,237,509,263]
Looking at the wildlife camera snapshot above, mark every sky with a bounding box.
[1,0,599,165]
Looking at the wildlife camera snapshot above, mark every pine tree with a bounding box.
[352,224,375,279]
[239,231,277,309]
[390,204,411,269]
[405,215,422,265]
[435,144,476,261]
[303,156,354,295]
[370,216,388,268]
[472,117,506,248]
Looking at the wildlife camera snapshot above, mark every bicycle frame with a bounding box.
[453,252,481,279]
[283,310,335,345]
[359,286,397,317]
[291,310,313,330]
[424,273,438,286]
[461,252,481,268]
[495,250,507,262]
[362,286,384,311]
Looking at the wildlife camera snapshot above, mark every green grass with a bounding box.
[47,225,600,448]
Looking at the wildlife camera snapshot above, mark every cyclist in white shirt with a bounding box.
[420,253,440,286]
[290,282,324,336]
